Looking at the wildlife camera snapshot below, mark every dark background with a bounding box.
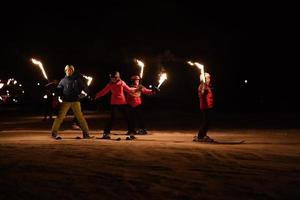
[1,2,299,113]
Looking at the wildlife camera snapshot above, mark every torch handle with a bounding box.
[139,78,143,85]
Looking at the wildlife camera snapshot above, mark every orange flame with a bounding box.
[135,59,145,79]
[188,61,205,83]
[83,75,93,86]
[158,73,167,88]
[31,58,48,80]
[187,61,194,66]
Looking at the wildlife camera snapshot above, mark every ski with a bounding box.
[51,136,95,140]
[212,140,245,144]
[96,137,121,141]
[193,140,245,144]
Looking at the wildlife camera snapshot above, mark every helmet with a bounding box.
[130,75,140,80]
[109,71,120,78]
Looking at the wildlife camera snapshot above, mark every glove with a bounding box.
[93,96,101,102]
[78,93,87,99]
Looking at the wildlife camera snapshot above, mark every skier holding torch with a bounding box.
[193,72,214,142]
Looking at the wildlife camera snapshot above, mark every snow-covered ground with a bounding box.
[0,113,300,199]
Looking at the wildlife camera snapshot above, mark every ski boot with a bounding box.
[101,133,111,139]
[126,135,137,140]
[193,135,214,143]
[51,132,62,140]
[83,133,94,139]
[137,129,147,135]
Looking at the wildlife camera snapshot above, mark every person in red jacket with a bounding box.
[126,75,157,135]
[193,72,215,142]
[95,71,137,139]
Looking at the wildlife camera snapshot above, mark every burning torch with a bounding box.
[81,75,93,98]
[82,75,93,86]
[188,61,207,94]
[31,58,48,80]
[157,72,167,89]
[135,59,145,83]
[187,61,205,83]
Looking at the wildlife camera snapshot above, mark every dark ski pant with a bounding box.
[129,105,146,131]
[198,108,212,138]
[104,104,134,134]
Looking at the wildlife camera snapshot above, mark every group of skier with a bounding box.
[49,64,214,142]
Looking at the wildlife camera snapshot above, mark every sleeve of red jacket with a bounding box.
[122,81,135,93]
[141,87,153,95]
[95,83,111,99]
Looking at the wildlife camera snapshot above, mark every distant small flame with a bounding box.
[0,83,4,89]
[31,58,48,80]
[7,78,13,85]
[157,73,167,89]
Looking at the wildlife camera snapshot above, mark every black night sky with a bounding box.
[1,2,299,112]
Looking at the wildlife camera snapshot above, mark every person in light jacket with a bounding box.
[51,65,93,140]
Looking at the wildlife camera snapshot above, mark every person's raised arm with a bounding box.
[141,86,155,95]
[122,81,137,93]
[95,83,111,99]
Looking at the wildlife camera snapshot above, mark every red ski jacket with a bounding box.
[198,84,213,110]
[126,85,153,108]
[95,80,133,105]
